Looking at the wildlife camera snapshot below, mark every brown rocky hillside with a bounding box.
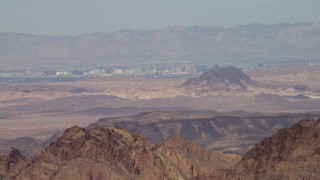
[0,148,25,179]
[0,126,238,180]
[236,119,320,180]
[1,119,319,179]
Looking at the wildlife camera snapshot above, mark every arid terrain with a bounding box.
[2,1,320,179]
[1,119,319,179]
[0,65,320,156]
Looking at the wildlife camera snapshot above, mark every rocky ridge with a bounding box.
[1,119,319,179]
[92,111,320,154]
[236,119,320,179]
[0,126,238,180]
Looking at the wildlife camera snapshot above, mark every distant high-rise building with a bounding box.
[185,64,192,73]
[113,69,124,75]
[212,64,220,69]
[105,67,114,74]
[195,65,207,74]
[55,71,70,76]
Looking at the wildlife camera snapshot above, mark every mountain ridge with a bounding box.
[1,119,319,179]
[1,23,320,68]
[91,111,320,154]
[0,126,239,179]
[236,119,320,179]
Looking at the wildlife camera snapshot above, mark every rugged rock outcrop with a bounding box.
[236,119,320,180]
[153,136,240,179]
[1,119,319,179]
[0,148,25,179]
[0,126,237,179]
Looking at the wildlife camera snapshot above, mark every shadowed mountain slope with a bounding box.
[0,133,61,156]
[90,111,320,154]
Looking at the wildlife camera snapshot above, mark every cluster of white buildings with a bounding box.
[83,64,207,77]
[0,64,209,78]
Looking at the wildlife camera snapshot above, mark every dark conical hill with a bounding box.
[183,66,259,90]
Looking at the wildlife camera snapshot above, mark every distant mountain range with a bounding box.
[1,23,320,68]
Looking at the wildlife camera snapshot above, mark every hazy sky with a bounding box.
[1,0,320,35]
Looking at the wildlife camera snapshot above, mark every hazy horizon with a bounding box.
[1,22,317,37]
[1,0,320,36]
